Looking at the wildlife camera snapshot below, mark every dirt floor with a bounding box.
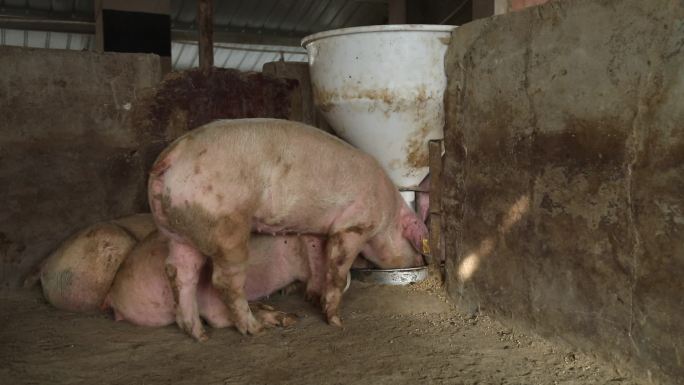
[0,281,638,385]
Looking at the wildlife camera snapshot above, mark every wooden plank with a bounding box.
[428,213,442,278]
[428,139,443,280]
[197,0,214,73]
[429,140,443,214]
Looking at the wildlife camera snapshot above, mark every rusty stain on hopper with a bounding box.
[405,124,431,170]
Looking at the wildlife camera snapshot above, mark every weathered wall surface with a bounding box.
[130,67,299,178]
[443,0,684,383]
[262,61,335,135]
[0,47,162,288]
[0,48,300,288]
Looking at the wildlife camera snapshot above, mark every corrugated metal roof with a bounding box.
[0,0,388,38]
[0,28,93,50]
[173,41,307,72]
[170,0,387,35]
[0,28,304,71]
[0,0,383,71]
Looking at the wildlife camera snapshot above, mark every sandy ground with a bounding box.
[0,281,638,385]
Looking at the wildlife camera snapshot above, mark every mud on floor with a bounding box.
[0,282,638,385]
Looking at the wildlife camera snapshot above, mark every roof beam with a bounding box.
[172,26,304,47]
[0,15,94,34]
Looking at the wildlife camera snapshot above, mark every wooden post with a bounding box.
[428,140,443,281]
[94,0,104,53]
[198,0,214,73]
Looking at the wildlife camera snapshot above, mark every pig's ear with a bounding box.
[401,215,429,255]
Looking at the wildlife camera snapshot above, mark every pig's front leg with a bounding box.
[321,229,369,327]
[166,240,207,341]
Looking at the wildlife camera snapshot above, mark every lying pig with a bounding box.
[149,118,428,340]
[104,231,332,333]
[37,214,338,327]
[38,214,156,312]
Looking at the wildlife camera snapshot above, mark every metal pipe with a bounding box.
[439,0,470,24]
[0,16,94,34]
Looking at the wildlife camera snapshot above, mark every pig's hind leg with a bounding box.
[251,303,299,328]
[199,269,298,329]
[209,216,267,335]
[166,240,207,341]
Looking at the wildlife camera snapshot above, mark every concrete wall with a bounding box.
[0,47,162,288]
[0,48,301,289]
[443,0,684,383]
[130,66,299,169]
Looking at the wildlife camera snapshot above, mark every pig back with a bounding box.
[159,118,399,233]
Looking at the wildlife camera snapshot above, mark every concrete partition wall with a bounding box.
[442,0,683,383]
[0,47,162,288]
[0,47,301,289]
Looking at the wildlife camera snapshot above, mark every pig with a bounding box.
[148,118,428,340]
[36,214,335,330]
[103,231,331,332]
[38,215,156,313]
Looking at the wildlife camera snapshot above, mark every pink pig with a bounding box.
[148,118,428,340]
[104,231,329,330]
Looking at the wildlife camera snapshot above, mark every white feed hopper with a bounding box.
[302,25,454,195]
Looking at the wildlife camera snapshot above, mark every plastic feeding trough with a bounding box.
[302,24,455,285]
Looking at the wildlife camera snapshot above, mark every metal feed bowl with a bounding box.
[350,266,428,286]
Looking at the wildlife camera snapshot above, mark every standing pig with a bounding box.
[104,231,329,332]
[149,118,428,340]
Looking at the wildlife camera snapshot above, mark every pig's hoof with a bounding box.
[189,325,209,342]
[327,315,343,328]
[184,325,208,342]
[196,331,209,342]
[280,313,299,328]
[253,304,299,328]
[235,314,264,336]
[178,317,208,341]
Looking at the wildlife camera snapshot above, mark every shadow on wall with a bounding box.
[457,195,530,282]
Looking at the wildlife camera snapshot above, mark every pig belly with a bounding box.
[107,233,323,327]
